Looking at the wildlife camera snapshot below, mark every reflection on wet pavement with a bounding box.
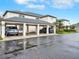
[1,33,79,59]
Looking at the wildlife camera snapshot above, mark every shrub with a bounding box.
[56,29,64,34]
[64,29,76,32]
[56,29,76,34]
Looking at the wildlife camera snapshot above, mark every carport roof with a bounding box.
[0,17,52,25]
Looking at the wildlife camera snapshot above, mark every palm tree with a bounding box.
[55,20,63,31]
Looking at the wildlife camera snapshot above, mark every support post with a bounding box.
[53,25,56,34]
[47,25,49,34]
[1,21,5,39]
[37,24,40,36]
[23,23,27,50]
[17,25,20,30]
[23,23,27,37]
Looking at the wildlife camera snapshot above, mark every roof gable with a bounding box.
[3,10,42,17]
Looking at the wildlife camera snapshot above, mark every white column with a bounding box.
[23,23,27,50]
[37,24,40,36]
[17,25,20,29]
[1,21,5,39]
[23,23,27,37]
[47,25,49,34]
[53,25,56,34]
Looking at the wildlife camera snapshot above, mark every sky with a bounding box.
[0,0,79,24]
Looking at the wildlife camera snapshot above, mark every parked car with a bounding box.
[18,29,23,34]
[49,28,53,33]
[40,27,53,33]
[40,28,46,33]
[5,27,18,36]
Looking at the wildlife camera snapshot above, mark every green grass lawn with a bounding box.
[61,32,75,34]
[57,29,76,34]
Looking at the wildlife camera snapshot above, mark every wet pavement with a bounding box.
[1,33,79,59]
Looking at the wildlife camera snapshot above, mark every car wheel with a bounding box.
[16,34,18,36]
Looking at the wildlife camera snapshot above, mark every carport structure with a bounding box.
[0,17,56,51]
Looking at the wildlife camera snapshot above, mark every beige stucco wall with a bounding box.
[3,12,19,19]
[39,17,56,23]
[28,26,43,32]
[28,26,36,32]
[3,12,37,19]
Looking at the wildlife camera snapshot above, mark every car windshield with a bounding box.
[6,27,17,29]
[11,27,17,29]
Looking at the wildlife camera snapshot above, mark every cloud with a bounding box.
[52,0,74,9]
[15,0,79,10]
[52,0,79,9]
[15,0,27,4]
[27,4,45,10]
[15,0,46,10]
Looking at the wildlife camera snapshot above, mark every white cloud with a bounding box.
[52,0,74,9]
[15,0,79,10]
[15,0,27,4]
[15,0,46,10]
[27,4,45,10]
[52,0,79,9]
[15,0,37,4]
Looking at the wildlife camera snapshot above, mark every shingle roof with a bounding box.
[59,19,69,21]
[39,15,56,18]
[5,17,52,25]
[3,10,42,17]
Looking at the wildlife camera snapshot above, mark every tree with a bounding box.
[55,20,63,31]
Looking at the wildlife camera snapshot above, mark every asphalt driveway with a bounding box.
[1,33,79,59]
